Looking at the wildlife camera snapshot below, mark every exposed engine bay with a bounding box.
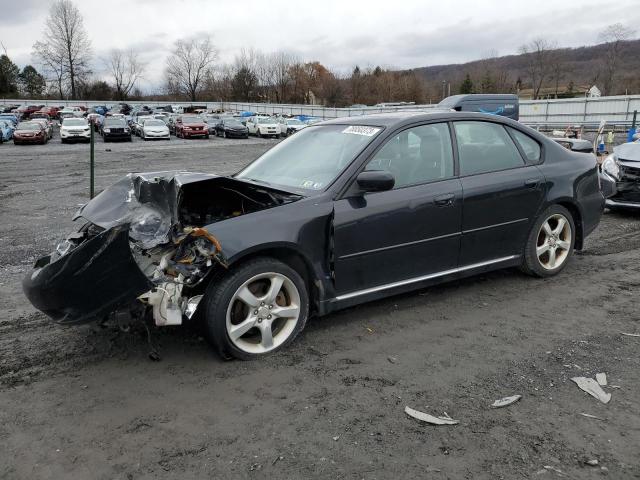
[23,172,301,327]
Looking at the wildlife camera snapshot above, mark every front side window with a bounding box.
[454,121,525,176]
[237,125,380,192]
[365,123,454,188]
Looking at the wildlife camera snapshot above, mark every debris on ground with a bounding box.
[404,406,458,425]
[585,459,599,466]
[491,394,522,408]
[332,435,340,441]
[596,372,607,386]
[571,377,611,404]
[387,356,397,364]
[620,332,640,337]
[579,412,605,421]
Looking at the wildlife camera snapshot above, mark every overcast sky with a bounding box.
[1,0,638,92]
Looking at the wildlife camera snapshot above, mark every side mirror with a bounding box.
[356,170,395,192]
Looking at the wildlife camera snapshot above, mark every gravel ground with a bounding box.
[1,131,639,480]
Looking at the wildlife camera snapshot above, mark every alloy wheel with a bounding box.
[536,213,572,270]
[225,272,301,354]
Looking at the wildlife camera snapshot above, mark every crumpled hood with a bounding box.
[73,171,218,248]
[614,142,640,162]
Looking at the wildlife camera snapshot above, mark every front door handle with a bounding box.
[434,193,455,206]
[525,178,542,188]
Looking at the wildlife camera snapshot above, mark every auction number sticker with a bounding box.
[342,126,381,136]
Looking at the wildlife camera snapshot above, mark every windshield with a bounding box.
[287,119,304,125]
[145,120,165,127]
[257,117,275,124]
[18,123,40,131]
[182,116,201,123]
[63,119,87,127]
[237,125,381,192]
[224,119,243,127]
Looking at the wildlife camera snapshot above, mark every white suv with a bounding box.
[247,116,281,138]
[60,117,91,143]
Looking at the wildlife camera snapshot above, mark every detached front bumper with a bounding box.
[22,225,153,325]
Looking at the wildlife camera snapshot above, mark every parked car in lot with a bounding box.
[601,139,640,210]
[278,117,306,136]
[35,106,60,120]
[60,117,91,143]
[215,117,249,138]
[551,137,594,153]
[0,119,15,143]
[59,107,85,119]
[140,119,170,140]
[13,121,48,144]
[102,117,132,142]
[0,113,19,126]
[14,105,44,120]
[22,112,606,360]
[247,116,281,138]
[131,112,152,136]
[175,115,209,139]
[30,118,54,140]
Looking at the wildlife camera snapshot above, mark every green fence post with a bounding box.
[90,124,95,199]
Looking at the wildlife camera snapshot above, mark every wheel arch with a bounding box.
[552,199,584,250]
[222,243,323,315]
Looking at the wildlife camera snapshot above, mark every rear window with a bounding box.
[508,127,541,163]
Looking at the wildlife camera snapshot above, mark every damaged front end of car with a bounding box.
[23,171,301,326]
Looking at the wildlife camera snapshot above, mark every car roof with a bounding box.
[318,110,520,128]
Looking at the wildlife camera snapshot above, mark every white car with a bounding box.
[60,118,91,143]
[141,119,170,140]
[278,117,307,136]
[58,107,85,119]
[247,116,281,138]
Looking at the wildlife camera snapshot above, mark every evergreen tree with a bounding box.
[0,55,20,96]
[19,65,46,97]
[459,73,474,94]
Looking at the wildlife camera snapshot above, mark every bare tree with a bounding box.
[519,38,556,99]
[105,49,145,100]
[165,36,218,101]
[270,51,295,103]
[598,23,636,95]
[32,0,92,99]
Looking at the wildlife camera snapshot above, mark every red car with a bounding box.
[36,106,60,119]
[13,122,48,145]
[175,115,209,139]
[14,105,44,120]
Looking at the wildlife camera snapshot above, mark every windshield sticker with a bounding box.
[342,125,381,137]
[301,180,324,190]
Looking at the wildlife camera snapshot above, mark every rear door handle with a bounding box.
[525,178,542,188]
[434,193,455,206]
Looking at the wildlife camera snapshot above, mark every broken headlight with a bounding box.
[601,154,620,180]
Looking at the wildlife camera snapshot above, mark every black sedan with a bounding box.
[215,118,249,138]
[23,112,605,360]
[102,117,132,142]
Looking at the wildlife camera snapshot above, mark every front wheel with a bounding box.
[521,205,575,277]
[203,258,309,360]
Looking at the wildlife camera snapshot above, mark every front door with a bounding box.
[333,122,463,296]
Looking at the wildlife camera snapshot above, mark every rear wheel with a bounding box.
[522,205,575,277]
[203,258,309,360]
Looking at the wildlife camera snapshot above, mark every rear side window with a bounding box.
[508,127,541,163]
[454,121,525,176]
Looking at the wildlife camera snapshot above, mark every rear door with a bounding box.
[453,121,546,266]
[333,122,463,295]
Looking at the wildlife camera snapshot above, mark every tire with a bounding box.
[205,134,210,139]
[203,257,309,360]
[521,204,575,278]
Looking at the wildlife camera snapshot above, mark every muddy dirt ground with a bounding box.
[1,132,639,480]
